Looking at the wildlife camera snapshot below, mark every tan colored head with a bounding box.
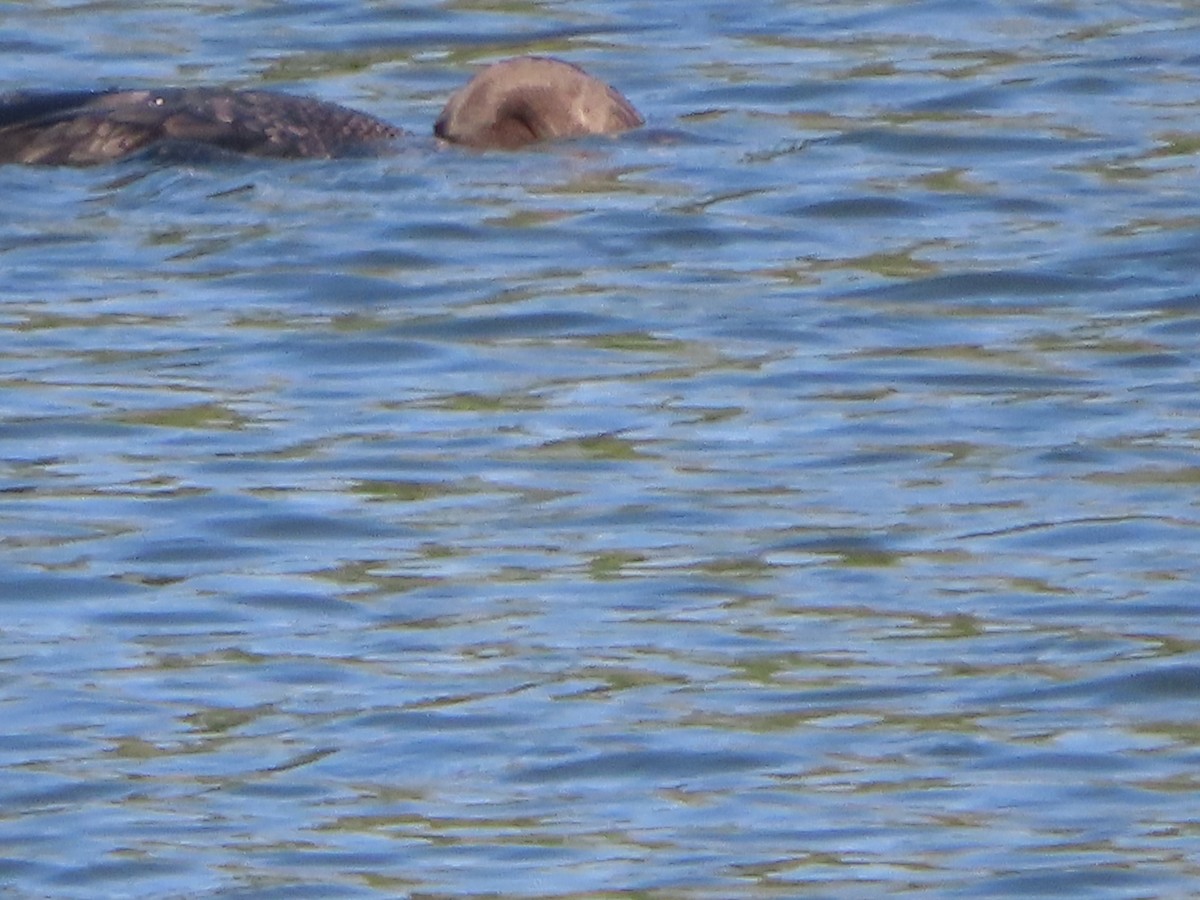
[434,56,643,150]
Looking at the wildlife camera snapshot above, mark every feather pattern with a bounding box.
[0,88,403,165]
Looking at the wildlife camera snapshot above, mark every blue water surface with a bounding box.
[3,1,1200,897]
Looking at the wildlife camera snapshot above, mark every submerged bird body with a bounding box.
[0,87,403,165]
[0,56,641,166]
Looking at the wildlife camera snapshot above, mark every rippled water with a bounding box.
[3,1,1200,897]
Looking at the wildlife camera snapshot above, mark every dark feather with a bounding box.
[0,87,404,165]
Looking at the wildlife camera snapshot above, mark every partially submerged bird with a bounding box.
[0,56,642,166]
[0,88,404,165]
[434,56,643,149]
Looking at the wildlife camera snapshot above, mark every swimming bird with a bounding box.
[433,56,643,150]
[0,56,642,166]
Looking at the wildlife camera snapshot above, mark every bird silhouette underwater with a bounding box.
[0,56,644,166]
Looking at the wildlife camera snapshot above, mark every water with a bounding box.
[3,1,1200,897]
